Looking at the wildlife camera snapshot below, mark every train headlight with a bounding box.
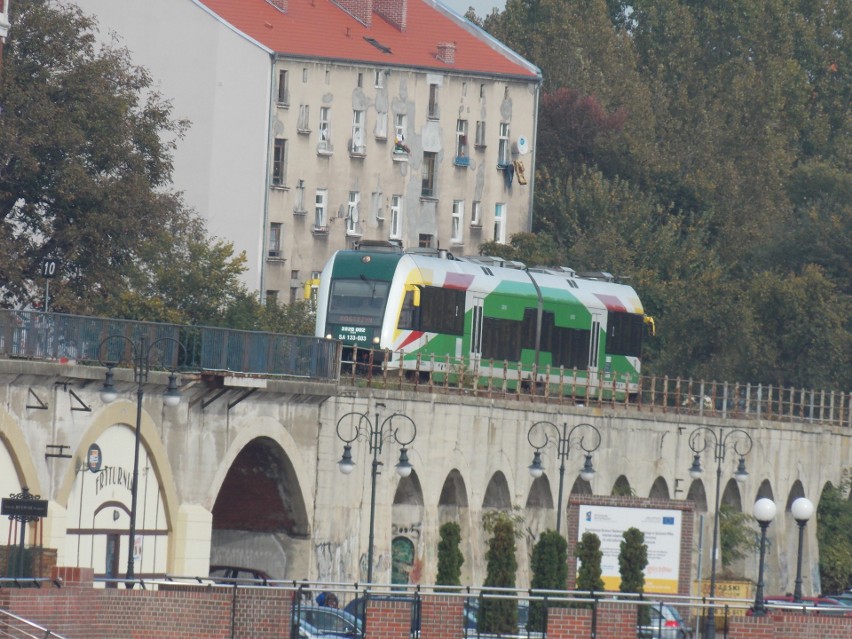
[325,333,333,340]
[372,336,380,345]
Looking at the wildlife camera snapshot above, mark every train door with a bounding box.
[587,311,603,395]
[469,295,485,375]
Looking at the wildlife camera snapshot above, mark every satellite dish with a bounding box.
[516,135,530,155]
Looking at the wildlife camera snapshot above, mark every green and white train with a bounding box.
[315,243,652,397]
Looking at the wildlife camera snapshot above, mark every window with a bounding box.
[498,122,510,166]
[347,191,360,234]
[480,83,485,98]
[302,68,308,82]
[277,70,289,105]
[471,201,481,226]
[421,152,437,197]
[394,114,406,142]
[325,69,331,84]
[357,72,363,88]
[605,312,644,357]
[351,110,365,154]
[374,111,388,139]
[390,195,402,239]
[418,234,433,248]
[428,83,439,119]
[272,139,287,186]
[451,200,464,243]
[294,179,306,213]
[268,222,282,257]
[504,86,510,99]
[266,290,279,306]
[374,69,383,88]
[418,287,465,335]
[297,104,310,132]
[320,107,331,142]
[455,119,468,158]
[372,191,383,221]
[462,82,467,97]
[475,121,486,148]
[315,188,328,229]
[494,203,506,243]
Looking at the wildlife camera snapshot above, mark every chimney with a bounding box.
[373,0,407,32]
[334,0,373,27]
[266,0,287,12]
[436,42,456,65]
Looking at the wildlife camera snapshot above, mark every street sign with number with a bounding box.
[41,259,60,278]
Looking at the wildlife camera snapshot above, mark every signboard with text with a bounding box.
[577,504,682,594]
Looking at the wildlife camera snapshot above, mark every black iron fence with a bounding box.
[0,310,339,382]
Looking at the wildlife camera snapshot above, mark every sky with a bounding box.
[439,0,505,20]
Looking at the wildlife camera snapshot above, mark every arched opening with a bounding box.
[816,481,852,595]
[611,475,633,497]
[570,476,593,496]
[392,471,424,584]
[719,478,747,578]
[687,480,708,513]
[756,479,774,501]
[211,437,309,580]
[782,480,808,594]
[649,477,669,500]
[525,474,554,544]
[483,471,512,509]
[438,469,471,584]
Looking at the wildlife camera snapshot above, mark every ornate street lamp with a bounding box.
[527,421,601,534]
[688,427,753,639]
[99,334,186,586]
[335,404,417,583]
[751,498,777,616]
[791,497,815,603]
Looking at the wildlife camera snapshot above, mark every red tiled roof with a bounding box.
[197,0,540,78]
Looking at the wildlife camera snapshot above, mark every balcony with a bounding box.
[312,225,330,236]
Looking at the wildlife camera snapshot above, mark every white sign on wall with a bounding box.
[577,504,682,594]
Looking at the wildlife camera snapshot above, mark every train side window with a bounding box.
[605,312,643,357]
[398,289,419,330]
[420,286,465,335]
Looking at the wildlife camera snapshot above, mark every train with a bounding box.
[314,242,653,397]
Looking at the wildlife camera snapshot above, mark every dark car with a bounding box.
[463,598,533,638]
[637,603,692,639]
[295,605,363,639]
[208,565,272,583]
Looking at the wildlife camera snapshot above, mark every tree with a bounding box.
[479,510,519,634]
[0,0,248,324]
[436,521,464,587]
[528,530,568,631]
[718,505,756,573]
[575,531,605,593]
[817,470,852,594]
[619,527,648,624]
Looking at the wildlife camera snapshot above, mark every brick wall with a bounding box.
[373,0,407,31]
[1,567,849,639]
[334,0,373,26]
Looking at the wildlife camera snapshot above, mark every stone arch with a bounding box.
[721,478,743,511]
[0,405,43,549]
[687,480,708,512]
[211,436,310,580]
[437,469,472,584]
[438,469,469,509]
[570,476,592,496]
[649,477,669,500]
[720,478,746,578]
[392,470,424,584]
[785,480,806,512]
[611,475,632,497]
[524,475,554,543]
[482,471,511,509]
[781,480,809,595]
[756,479,774,501]
[525,475,553,509]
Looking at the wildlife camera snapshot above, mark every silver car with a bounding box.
[637,603,692,639]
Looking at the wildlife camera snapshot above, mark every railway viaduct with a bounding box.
[0,355,849,598]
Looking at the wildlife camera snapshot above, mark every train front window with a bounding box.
[328,279,390,325]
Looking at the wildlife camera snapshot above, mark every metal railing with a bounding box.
[345,348,851,428]
[0,310,339,382]
[0,579,67,639]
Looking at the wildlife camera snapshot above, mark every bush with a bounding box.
[528,530,568,630]
[436,522,464,587]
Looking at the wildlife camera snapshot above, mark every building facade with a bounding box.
[0,0,10,64]
[72,0,542,300]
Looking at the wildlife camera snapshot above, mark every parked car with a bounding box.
[832,591,852,607]
[749,595,852,616]
[295,605,363,639]
[344,595,420,636]
[463,598,534,638]
[637,603,692,639]
[208,565,272,583]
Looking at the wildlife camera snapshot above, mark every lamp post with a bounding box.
[527,421,601,534]
[335,404,417,584]
[99,334,185,585]
[688,427,753,639]
[790,497,815,603]
[751,498,777,616]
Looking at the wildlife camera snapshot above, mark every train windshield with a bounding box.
[328,278,391,325]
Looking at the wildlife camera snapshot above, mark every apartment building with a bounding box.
[73,0,541,301]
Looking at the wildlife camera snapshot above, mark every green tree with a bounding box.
[575,531,605,593]
[528,530,568,631]
[817,470,852,594]
[718,505,757,572]
[0,0,249,325]
[619,527,649,624]
[436,522,464,587]
[479,511,519,634]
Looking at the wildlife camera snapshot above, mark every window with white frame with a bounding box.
[494,203,506,243]
[351,110,365,153]
[471,200,481,226]
[374,69,383,88]
[272,139,287,186]
[319,107,331,143]
[315,189,328,229]
[372,191,383,221]
[428,83,439,118]
[498,122,510,166]
[268,222,282,257]
[390,195,402,239]
[302,68,308,82]
[347,191,360,234]
[451,200,464,244]
[475,121,486,148]
[277,70,289,105]
[294,180,306,213]
[456,120,468,158]
[357,72,363,88]
[297,104,310,132]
